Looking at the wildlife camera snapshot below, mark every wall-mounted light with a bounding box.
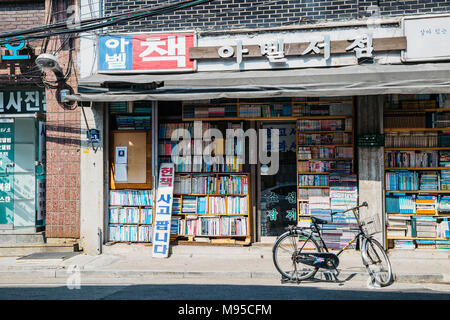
[35,53,65,81]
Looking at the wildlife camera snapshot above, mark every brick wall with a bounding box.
[103,0,450,32]
[0,1,45,31]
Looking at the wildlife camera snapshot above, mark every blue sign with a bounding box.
[98,35,133,71]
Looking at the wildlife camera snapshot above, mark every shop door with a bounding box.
[0,118,37,228]
[259,123,297,237]
[13,118,36,227]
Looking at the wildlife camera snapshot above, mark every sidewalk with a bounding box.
[0,243,449,284]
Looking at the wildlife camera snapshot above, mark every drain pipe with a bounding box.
[97,228,102,255]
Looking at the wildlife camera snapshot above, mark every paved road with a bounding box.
[0,277,449,300]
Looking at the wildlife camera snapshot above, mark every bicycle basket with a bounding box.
[361,215,381,236]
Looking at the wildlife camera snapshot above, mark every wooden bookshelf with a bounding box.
[296,97,357,251]
[171,172,251,244]
[108,203,154,243]
[384,95,450,249]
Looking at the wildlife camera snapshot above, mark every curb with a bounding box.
[0,269,447,284]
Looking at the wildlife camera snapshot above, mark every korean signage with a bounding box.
[0,90,46,114]
[190,33,406,71]
[402,15,450,62]
[0,36,31,62]
[98,33,195,72]
[0,119,14,225]
[152,163,175,258]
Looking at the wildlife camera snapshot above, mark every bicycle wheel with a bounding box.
[272,229,321,281]
[361,237,393,287]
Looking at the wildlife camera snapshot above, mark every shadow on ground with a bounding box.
[0,283,449,300]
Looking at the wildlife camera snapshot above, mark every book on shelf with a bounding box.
[220,216,248,236]
[140,207,153,224]
[298,119,346,131]
[138,225,153,242]
[174,175,191,194]
[297,133,352,145]
[385,151,439,168]
[109,207,140,224]
[208,196,226,215]
[197,196,207,214]
[218,175,248,195]
[109,225,138,242]
[393,240,416,249]
[226,196,248,215]
[182,196,197,213]
[109,190,152,206]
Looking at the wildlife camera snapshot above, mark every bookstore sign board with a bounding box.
[152,163,175,258]
[98,33,196,73]
[402,15,450,62]
[190,31,407,72]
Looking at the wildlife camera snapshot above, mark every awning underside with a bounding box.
[67,63,450,102]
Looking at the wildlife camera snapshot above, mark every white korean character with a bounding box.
[346,34,374,59]
[302,35,331,61]
[24,91,40,112]
[5,196,10,203]
[260,39,287,63]
[218,40,248,65]
[4,183,10,192]
[105,53,127,70]
[6,91,21,112]
[139,36,186,67]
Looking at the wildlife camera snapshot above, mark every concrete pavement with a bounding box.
[0,243,449,284]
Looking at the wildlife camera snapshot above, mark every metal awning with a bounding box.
[66,63,450,102]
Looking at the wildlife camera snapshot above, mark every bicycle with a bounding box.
[272,202,394,287]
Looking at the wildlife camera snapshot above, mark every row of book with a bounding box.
[387,216,450,239]
[109,190,152,206]
[298,147,353,159]
[173,175,249,195]
[393,239,450,249]
[108,225,153,242]
[115,115,151,130]
[261,104,292,117]
[293,103,353,117]
[160,155,244,173]
[183,105,239,118]
[109,207,153,224]
[386,195,450,214]
[182,216,248,236]
[298,174,329,187]
[385,151,439,168]
[298,119,349,131]
[297,133,352,145]
[384,132,450,148]
[385,171,450,191]
[179,195,248,215]
[298,162,353,174]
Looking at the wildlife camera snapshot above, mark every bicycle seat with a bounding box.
[311,216,328,224]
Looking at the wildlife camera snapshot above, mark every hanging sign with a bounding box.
[0,89,46,114]
[98,33,195,73]
[152,163,175,258]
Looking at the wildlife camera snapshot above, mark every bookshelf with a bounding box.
[171,172,251,245]
[384,94,450,250]
[181,97,354,121]
[296,97,359,250]
[108,102,154,243]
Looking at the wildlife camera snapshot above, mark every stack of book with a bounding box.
[172,197,181,214]
[441,171,450,190]
[330,186,358,223]
[387,215,411,237]
[415,196,437,214]
[298,147,312,159]
[311,147,335,159]
[419,172,439,190]
[309,196,331,222]
[436,240,450,249]
[182,196,197,213]
[261,104,292,117]
[321,223,359,249]
[384,132,438,148]
[298,188,329,200]
[115,115,151,130]
[393,240,416,249]
[385,151,439,168]
[413,216,437,238]
[298,119,345,131]
[416,240,436,249]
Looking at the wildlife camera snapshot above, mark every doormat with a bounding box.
[16,252,79,263]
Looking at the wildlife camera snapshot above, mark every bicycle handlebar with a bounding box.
[330,201,368,216]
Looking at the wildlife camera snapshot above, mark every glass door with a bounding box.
[259,122,297,237]
[0,118,15,228]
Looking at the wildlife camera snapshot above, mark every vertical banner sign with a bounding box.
[152,163,175,258]
[0,119,14,225]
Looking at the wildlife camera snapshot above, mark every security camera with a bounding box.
[36,53,64,81]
